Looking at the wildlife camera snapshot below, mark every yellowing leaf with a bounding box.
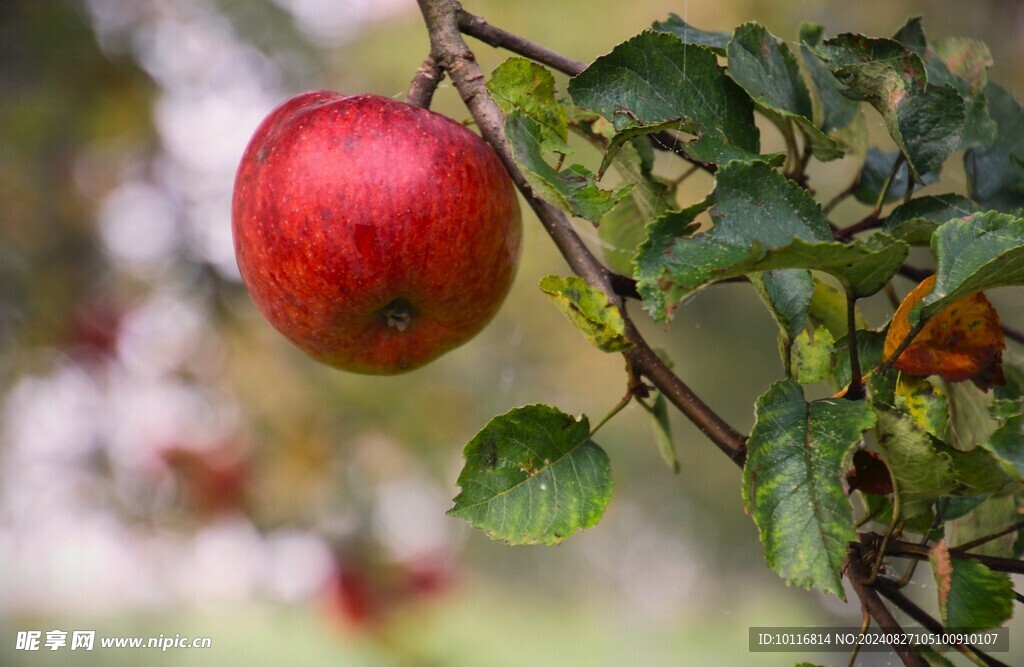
[539,275,632,352]
[884,275,1005,385]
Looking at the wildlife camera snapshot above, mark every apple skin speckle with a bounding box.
[232,92,522,374]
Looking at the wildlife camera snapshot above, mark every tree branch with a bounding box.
[417,0,747,465]
[406,57,445,108]
[874,577,1011,667]
[864,532,1024,575]
[953,519,1024,554]
[845,549,929,667]
[456,8,586,76]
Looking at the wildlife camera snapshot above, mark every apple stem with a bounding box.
[381,299,417,332]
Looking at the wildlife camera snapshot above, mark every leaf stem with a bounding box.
[589,390,633,437]
[879,319,927,375]
[781,118,799,176]
[845,610,870,667]
[844,288,865,400]
[871,153,905,219]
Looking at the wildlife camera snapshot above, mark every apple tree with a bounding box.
[235,1,1024,664]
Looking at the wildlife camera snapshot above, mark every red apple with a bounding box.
[232,92,521,374]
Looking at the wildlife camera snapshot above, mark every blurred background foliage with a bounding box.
[0,1,1022,665]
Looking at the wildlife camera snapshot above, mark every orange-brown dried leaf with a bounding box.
[883,275,1005,385]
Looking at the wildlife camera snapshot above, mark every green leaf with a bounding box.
[749,269,813,341]
[874,409,957,520]
[808,278,867,339]
[490,59,631,222]
[488,57,570,155]
[649,393,679,473]
[894,376,949,439]
[504,111,632,222]
[799,24,867,153]
[893,17,996,149]
[930,540,1014,630]
[854,148,939,206]
[743,380,876,598]
[449,405,613,545]
[633,162,908,319]
[651,14,730,54]
[818,34,966,181]
[539,275,632,353]
[943,495,989,522]
[728,22,843,161]
[915,211,1024,322]
[948,382,999,451]
[883,194,981,245]
[934,441,1018,497]
[965,83,1024,212]
[987,414,1024,482]
[568,31,762,166]
[594,136,675,275]
[948,495,1019,558]
[790,326,836,383]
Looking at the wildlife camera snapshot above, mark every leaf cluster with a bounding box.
[449,12,1024,648]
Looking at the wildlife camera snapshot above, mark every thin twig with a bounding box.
[834,214,883,241]
[1002,323,1024,345]
[824,181,858,215]
[897,264,933,282]
[868,533,1024,574]
[845,550,929,667]
[406,57,445,108]
[417,0,747,466]
[952,519,1024,555]
[871,153,905,219]
[456,7,586,75]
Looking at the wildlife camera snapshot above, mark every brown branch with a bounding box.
[897,264,933,283]
[824,180,858,214]
[845,549,929,667]
[1003,323,1024,346]
[874,577,1012,667]
[406,57,445,108]
[953,519,1024,554]
[865,532,1024,574]
[833,214,883,241]
[417,0,747,465]
[456,8,586,76]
